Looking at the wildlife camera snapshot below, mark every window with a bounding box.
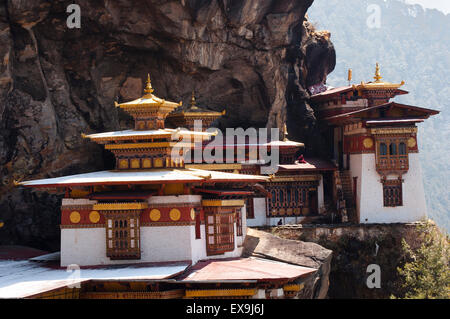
[267,182,316,216]
[195,208,201,239]
[379,143,387,155]
[376,138,409,172]
[399,142,406,155]
[205,208,235,256]
[246,198,255,219]
[383,180,403,207]
[236,208,243,237]
[105,211,141,260]
[389,143,397,155]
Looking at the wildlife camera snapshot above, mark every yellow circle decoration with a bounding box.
[407,137,416,148]
[70,211,81,224]
[89,211,100,223]
[363,137,374,149]
[169,208,181,221]
[149,209,161,222]
[190,208,196,221]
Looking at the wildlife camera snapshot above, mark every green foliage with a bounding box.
[308,0,450,232]
[395,221,450,299]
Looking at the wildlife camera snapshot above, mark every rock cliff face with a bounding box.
[272,223,431,299]
[0,0,335,250]
[243,228,332,299]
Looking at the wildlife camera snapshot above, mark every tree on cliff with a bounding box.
[395,221,449,299]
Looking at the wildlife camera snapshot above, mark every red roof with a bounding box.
[310,86,353,99]
[323,102,439,123]
[365,118,424,125]
[181,257,316,282]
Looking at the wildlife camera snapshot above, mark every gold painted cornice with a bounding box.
[269,175,320,182]
[283,283,304,292]
[185,288,256,298]
[105,142,192,150]
[370,127,417,135]
[201,199,245,207]
[93,202,148,211]
[185,163,242,170]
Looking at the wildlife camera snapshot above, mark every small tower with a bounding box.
[165,90,225,131]
[115,73,182,131]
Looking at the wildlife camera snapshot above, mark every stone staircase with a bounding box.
[338,170,357,222]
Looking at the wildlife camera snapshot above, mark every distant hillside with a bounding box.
[308,0,450,232]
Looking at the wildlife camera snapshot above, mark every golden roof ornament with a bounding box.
[143,73,154,95]
[374,62,382,83]
[354,63,405,91]
[190,90,199,110]
[283,123,288,142]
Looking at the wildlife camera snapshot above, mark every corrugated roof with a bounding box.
[18,168,268,188]
[181,257,316,282]
[0,259,189,298]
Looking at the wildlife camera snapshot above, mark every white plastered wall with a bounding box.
[246,198,267,227]
[318,175,325,214]
[61,225,196,267]
[61,196,247,266]
[350,153,427,224]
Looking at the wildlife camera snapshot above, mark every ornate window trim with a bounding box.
[375,136,409,174]
[103,209,142,260]
[381,178,403,207]
[204,207,235,256]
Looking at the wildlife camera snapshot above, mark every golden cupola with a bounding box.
[115,74,182,130]
[353,63,406,106]
[166,91,225,131]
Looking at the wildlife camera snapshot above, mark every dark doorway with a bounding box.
[309,190,318,215]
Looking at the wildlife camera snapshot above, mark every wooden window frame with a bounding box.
[195,208,201,240]
[375,137,409,173]
[236,208,243,237]
[204,207,235,256]
[267,182,317,217]
[246,198,255,219]
[105,210,141,260]
[382,179,403,207]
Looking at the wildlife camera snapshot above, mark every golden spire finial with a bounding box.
[144,73,154,95]
[374,63,382,82]
[191,90,196,107]
[190,90,199,109]
[283,123,288,141]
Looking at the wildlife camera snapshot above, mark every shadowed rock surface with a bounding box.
[272,223,439,299]
[243,228,332,299]
[0,0,335,250]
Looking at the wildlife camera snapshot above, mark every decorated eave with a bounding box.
[82,128,216,144]
[310,63,409,103]
[323,102,440,126]
[17,168,269,189]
